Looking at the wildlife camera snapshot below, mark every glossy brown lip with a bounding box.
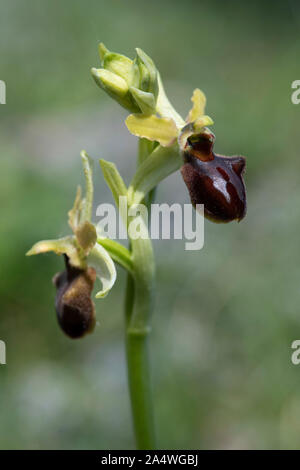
[181,133,247,223]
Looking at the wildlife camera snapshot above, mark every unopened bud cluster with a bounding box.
[91,43,158,115]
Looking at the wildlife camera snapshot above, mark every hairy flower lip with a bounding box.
[53,255,97,339]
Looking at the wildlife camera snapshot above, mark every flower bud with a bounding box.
[181,133,246,223]
[92,44,159,115]
[91,67,140,113]
[53,256,97,339]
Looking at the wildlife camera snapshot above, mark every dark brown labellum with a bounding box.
[53,255,96,339]
[181,133,247,223]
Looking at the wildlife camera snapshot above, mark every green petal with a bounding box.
[125,114,178,147]
[68,152,94,232]
[187,88,207,123]
[129,87,156,115]
[87,244,117,298]
[80,150,94,222]
[26,236,84,268]
[68,185,82,231]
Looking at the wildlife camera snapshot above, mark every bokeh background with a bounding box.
[1,0,300,449]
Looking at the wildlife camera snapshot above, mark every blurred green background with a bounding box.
[1,0,300,449]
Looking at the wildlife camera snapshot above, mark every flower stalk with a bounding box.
[124,240,155,448]
[27,42,247,449]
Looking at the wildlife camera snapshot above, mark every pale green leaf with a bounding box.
[127,143,182,206]
[99,159,127,207]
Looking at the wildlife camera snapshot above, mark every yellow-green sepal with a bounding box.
[26,236,84,268]
[125,114,178,147]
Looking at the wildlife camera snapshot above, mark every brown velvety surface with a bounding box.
[53,258,96,339]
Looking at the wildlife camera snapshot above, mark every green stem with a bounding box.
[126,323,155,449]
[124,268,135,324]
[124,231,156,449]
[124,138,156,449]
